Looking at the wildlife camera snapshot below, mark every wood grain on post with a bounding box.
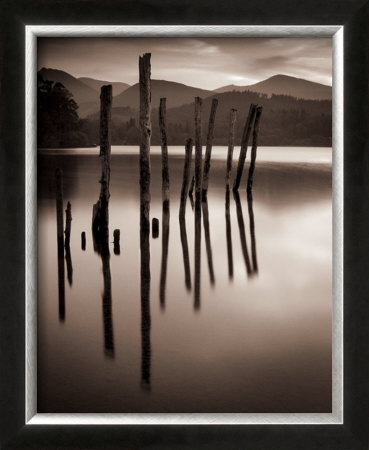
[98,85,113,231]
[202,98,218,196]
[64,201,72,248]
[159,98,170,204]
[233,103,257,191]
[139,53,152,237]
[194,97,203,195]
[247,105,263,193]
[179,138,193,218]
[225,109,237,189]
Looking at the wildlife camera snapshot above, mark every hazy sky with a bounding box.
[38,37,332,89]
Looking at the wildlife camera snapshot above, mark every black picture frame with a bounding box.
[1,0,368,448]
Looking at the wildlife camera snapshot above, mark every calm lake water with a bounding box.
[37,146,332,413]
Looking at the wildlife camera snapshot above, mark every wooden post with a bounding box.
[92,85,113,236]
[194,97,202,195]
[159,98,170,204]
[225,109,237,189]
[233,103,257,191]
[113,229,120,255]
[202,198,215,285]
[179,138,193,218]
[188,175,195,197]
[225,187,233,280]
[202,98,218,196]
[64,201,72,248]
[152,218,159,238]
[81,232,86,250]
[139,53,152,238]
[247,105,263,193]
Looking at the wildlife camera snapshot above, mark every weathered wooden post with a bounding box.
[233,103,257,191]
[225,187,233,279]
[194,97,203,195]
[152,218,159,238]
[225,109,237,189]
[55,168,65,321]
[92,84,113,237]
[202,98,218,196]
[139,53,152,239]
[202,198,215,285]
[64,201,72,248]
[247,105,263,193]
[113,229,120,255]
[101,238,114,357]
[81,232,86,250]
[188,175,195,197]
[159,98,170,204]
[139,53,152,388]
[233,190,252,276]
[179,138,193,218]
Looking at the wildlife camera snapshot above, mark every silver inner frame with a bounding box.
[25,25,343,425]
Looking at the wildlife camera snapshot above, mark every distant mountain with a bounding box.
[214,75,332,101]
[113,79,213,110]
[78,77,130,96]
[38,68,97,105]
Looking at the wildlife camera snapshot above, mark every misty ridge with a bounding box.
[37,67,332,149]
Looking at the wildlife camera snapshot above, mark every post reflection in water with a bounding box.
[202,197,215,286]
[194,193,202,310]
[159,200,170,309]
[93,228,115,358]
[57,241,65,322]
[247,190,258,274]
[233,190,252,276]
[225,187,233,280]
[140,221,151,389]
[65,245,73,286]
[179,215,191,291]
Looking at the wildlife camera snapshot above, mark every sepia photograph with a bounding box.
[36,36,333,414]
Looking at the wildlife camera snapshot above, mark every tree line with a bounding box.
[38,75,332,148]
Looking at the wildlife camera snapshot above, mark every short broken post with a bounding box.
[113,229,120,255]
[159,98,170,205]
[247,105,263,193]
[225,109,237,189]
[233,103,257,191]
[202,98,218,197]
[194,97,203,196]
[81,232,86,251]
[179,138,193,218]
[152,218,159,238]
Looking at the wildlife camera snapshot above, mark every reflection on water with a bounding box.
[38,146,332,413]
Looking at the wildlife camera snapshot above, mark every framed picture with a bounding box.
[1,0,368,449]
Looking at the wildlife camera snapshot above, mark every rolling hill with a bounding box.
[214,75,332,101]
[113,79,213,110]
[78,77,130,96]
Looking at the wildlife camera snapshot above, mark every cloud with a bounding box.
[38,37,332,89]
